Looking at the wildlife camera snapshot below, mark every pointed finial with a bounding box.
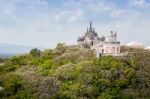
[110,31,113,34]
[87,28,88,32]
[90,21,92,28]
[93,28,95,32]
[115,31,117,36]
[89,21,92,32]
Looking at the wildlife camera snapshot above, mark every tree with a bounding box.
[42,49,54,59]
[2,74,22,98]
[29,48,41,58]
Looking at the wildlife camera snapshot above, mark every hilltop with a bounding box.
[0,43,150,99]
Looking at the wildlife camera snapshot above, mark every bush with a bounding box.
[2,74,22,98]
[30,48,41,58]
[93,56,122,69]
[54,64,76,81]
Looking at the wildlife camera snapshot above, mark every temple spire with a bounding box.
[89,21,92,32]
[93,28,95,32]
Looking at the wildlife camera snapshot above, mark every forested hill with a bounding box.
[0,43,150,99]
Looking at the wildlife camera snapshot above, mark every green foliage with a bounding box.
[93,56,122,69]
[0,56,27,73]
[30,48,41,58]
[29,58,43,66]
[0,45,150,99]
[42,49,54,59]
[1,74,22,98]
[38,60,58,76]
[54,64,76,81]
[55,43,68,55]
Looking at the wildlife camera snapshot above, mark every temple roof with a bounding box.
[107,31,117,37]
[77,36,84,41]
[85,22,98,38]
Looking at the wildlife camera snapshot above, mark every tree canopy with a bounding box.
[0,44,150,99]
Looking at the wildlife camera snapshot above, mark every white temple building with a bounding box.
[77,22,121,57]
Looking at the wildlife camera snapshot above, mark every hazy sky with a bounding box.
[0,0,150,48]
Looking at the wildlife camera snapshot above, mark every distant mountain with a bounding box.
[0,43,42,58]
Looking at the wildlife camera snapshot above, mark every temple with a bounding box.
[77,22,121,57]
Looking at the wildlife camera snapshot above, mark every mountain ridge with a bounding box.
[0,42,43,58]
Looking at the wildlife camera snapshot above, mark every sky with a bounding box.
[0,0,150,48]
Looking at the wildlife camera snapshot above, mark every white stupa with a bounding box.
[125,41,144,48]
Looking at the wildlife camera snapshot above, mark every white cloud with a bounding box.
[110,9,142,19]
[0,0,149,47]
[68,10,84,22]
[129,0,145,6]
[82,0,113,13]
[55,9,84,22]
[128,0,150,8]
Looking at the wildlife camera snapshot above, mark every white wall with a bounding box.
[106,36,117,42]
[103,43,120,54]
